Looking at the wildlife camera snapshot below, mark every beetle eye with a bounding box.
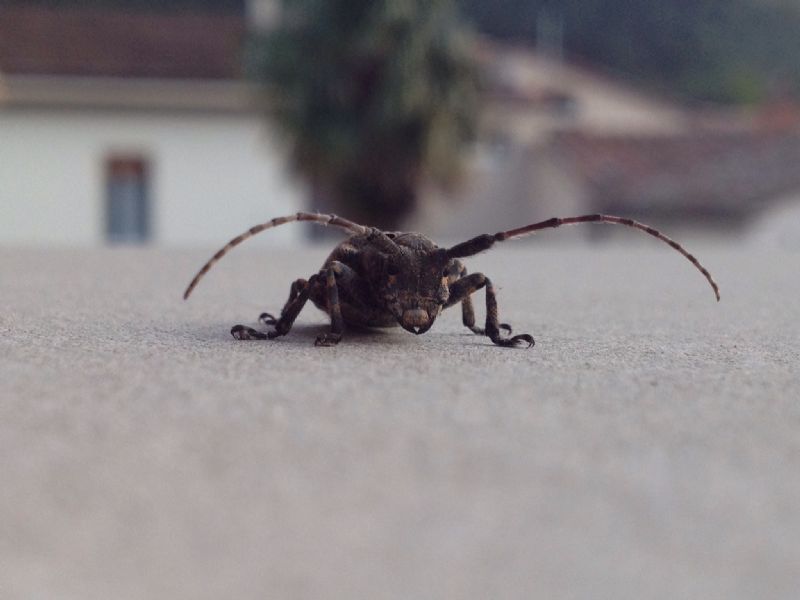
[387,264,400,276]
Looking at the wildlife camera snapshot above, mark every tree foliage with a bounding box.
[457,0,800,104]
[247,0,479,227]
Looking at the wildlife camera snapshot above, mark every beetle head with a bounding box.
[370,246,452,335]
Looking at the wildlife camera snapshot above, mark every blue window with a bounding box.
[105,157,150,244]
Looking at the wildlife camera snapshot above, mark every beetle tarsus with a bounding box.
[259,312,278,326]
[314,333,342,347]
[231,325,268,340]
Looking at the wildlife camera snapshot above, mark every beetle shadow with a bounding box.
[199,321,404,347]
[286,323,403,346]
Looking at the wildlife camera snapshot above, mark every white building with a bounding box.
[417,40,800,239]
[415,39,694,238]
[0,3,303,246]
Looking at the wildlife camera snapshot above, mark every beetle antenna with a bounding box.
[447,214,720,301]
[183,212,367,300]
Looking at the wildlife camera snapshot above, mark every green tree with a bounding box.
[248,0,479,228]
[457,0,800,105]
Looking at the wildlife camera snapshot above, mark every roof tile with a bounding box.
[0,5,245,80]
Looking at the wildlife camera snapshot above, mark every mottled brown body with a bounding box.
[309,232,443,329]
[184,212,720,348]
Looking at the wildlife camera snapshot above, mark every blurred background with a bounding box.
[2,0,800,247]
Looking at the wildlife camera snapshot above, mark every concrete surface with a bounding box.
[1,239,799,599]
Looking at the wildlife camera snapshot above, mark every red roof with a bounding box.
[555,131,800,218]
[0,5,246,80]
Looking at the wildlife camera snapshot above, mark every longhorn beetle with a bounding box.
[184,213,720,347]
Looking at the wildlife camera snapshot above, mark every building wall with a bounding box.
[0,108,304,246]
[413,144,589,242]
[482,45,689,147]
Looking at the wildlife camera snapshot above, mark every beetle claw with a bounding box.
[259,312,278,326]
[231,325,268,340]
[314,333,342,347]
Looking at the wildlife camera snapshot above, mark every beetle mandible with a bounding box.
[183,212,720,347]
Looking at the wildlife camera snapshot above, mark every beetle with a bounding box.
[183,212,720,347]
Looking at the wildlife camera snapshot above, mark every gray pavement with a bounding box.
[1,239,799,599]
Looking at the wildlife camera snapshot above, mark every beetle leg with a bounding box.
[231,276,314,341]
[446,273,534,348]
[259,278,308,326]
[448,261,512,337]
[314,262,348,346]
